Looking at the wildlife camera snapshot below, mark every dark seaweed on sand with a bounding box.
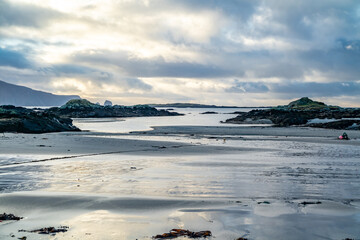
[153,229,212,239]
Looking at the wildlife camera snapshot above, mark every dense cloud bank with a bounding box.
[0,0,359,106]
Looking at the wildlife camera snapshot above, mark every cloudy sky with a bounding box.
[0,0,359,106]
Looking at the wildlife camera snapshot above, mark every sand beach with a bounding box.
[0,116,360,240]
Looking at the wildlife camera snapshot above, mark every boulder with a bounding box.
[104,100,113,106]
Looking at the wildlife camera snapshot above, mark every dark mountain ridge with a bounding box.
[0,80,80,106]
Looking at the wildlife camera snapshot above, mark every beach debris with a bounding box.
[153,229,212,239]
[19,226,69,235]
[152,145,167,149]
[338,132,349,140]
[235,238,248,240]
[0,213,22,221]
[299,201,322,206]
[18,237,27,240]
[257,201,270,205]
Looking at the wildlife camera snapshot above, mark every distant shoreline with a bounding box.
[150,103,272,108]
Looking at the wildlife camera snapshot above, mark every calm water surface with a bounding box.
[72,107,267,133]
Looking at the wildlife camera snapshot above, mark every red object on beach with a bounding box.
[339,135,343,139]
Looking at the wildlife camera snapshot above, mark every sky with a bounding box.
[0,0,359,106]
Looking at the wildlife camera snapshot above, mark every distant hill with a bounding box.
[149,103,241,108]
[0,80,80,106]
[276,97,340,110]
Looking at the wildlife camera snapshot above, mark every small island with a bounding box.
[0,99,182,133]
[201,111,218,114]
[46,99,182,118]
[224,97,360,130]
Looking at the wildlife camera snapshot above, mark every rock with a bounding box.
[0,213,22,221]
[225,109,309,127]
[104,100,113,106]
[308,120,360,130]
[0,105,80,133]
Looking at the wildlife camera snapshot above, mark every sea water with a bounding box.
[72,107,269,133]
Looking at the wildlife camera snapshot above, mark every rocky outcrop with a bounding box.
[104,100,113,106]
[225,97,360,129]
[46,99,182,118]
[225,109,309,126]
[0,105,80,133]
[307,120,360,130]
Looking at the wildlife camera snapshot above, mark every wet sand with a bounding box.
[0,126,359,239]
